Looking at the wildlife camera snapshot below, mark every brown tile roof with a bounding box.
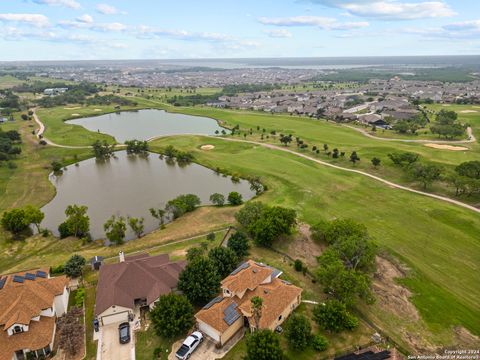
[196,261,302,333]
[221,260,272,296]
[195,297,238,333]
[0,316,55,360]
[0,269,68,331]
[95,253,186,316]
[237,278,302,329]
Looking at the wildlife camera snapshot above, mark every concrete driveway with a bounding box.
[99,323,135,360]
[168,330,244,360]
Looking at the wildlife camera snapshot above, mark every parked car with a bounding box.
[175,331,203,359]
[118,322,130,344]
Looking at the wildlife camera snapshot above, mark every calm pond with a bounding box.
[66,109,226,143]
[41,151,255,242]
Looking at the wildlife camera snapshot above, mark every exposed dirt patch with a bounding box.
[372,257,437,352]
[373,256,419,321]
[453,327,480,348]
[170,248,188,258]
[200,144,215,150]
[287,223,323,267]
[424,143,469,151]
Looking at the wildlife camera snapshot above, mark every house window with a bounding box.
[13,326,23,334]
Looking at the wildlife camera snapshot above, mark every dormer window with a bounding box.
[13,326,23,334]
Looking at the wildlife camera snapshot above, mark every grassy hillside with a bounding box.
[149,135,480,340]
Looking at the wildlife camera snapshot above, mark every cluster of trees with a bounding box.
[92,140,115,160]
[311,219,377,332]
[392,114,428,135]
[85,94,136,107]
[125,139,149,155]
[388,151,443,189]
[37,82,100,108]
[447,161,480,197]
[162,145,194,164]
[209,192,244,206]
[166,193,201,219]
[1,205,44,237]
[0,129,21,165]
[235,202,297,247]
[430,110,465,139]
[0,90,20,111]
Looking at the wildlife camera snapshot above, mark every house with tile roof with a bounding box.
[94,252,186,326]
[195,260,302,346]
[0,268,69,360]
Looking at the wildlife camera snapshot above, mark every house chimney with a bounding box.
[119,251,125,263]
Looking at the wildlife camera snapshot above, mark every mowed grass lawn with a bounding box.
[149,135,480,340]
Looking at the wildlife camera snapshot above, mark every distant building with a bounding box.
[43,88,68,96]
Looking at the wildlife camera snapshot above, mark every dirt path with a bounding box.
[34,111,480,214]
[343,124,476,144]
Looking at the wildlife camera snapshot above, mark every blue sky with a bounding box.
[0,0,479,61]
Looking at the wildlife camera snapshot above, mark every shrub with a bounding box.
[285,313,312,350]
[294,259,303,272]
[227,192,243,205]
[312,334,329,351]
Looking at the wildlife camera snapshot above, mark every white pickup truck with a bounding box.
[175,331,203,359]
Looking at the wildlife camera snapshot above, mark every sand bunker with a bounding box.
[441,104,451,106]
[64,107,81,110]
[424,143,469,151]
[200,144,215,150]
[71,113,81,116]
[94,108,102,111]
[460,110,478,113]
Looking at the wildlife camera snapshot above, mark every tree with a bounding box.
[1,208,29,235]
[349,151,360,165]
[186,243,208,261]
[227,232,250,258]
[227,192,243,205]
[166,194,201,219]
[388,152,419,167]
[285,314,312,350]
[323,144,328,152]
[208,247,238,278]
[59,204,90,239]
[92,140,115,160]
[249,206,296,247]
[455,161,480,179]
[245,330,284,360]
[316,249,373,305]
[57,307,84,357]
[150,294,195,338]
[149,208,166,227]
[178,257,221,304]
[411,163,443,189]
[125,139,149,155]
[332,234,376,273]
[371,157,381,168]
[311,218,368,245]
[103,215,127,245]
[128,217,144,238]
[210,193,225,206]
[251,296,263,330]
[23,205,44,233]
[51,161,63,172]
[206,232,216,241]
[64,254,86,278]
[313,299,359,333]
[234,202,266,230]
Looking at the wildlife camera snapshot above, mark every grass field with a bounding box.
[427,103,480,143]
[149,135,480,343]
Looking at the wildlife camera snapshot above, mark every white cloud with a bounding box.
[76,14,93,23]
[258,16,368,30]
[306,0,455,20]
[59,19,127,32]
[0,13,50,27]
[95,3,126,15]
[33,0,81,10]
[264,29,293,38]
[406,19,480,40]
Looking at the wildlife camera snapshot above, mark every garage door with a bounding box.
[100,311,129,326]
[198,322,220,342]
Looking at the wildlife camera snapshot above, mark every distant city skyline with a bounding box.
[0,0,479,61]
